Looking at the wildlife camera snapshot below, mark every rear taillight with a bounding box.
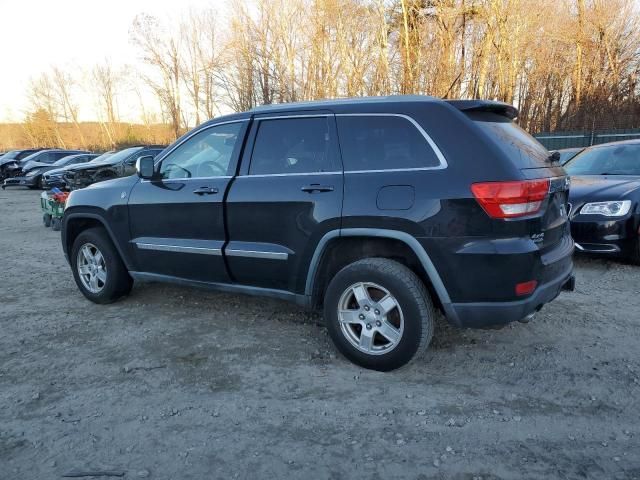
[471,179,550,219]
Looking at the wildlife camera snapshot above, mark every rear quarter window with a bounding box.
[468,112,549,169]
[336,115,441,171]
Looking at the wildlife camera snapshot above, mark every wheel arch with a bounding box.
[63,212,132,269]
[306,228,453,315]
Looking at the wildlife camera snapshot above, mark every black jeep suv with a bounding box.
[62,96,575,371]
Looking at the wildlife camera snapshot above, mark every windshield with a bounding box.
[19,151,44,163]
[90,152,114,163]
[559,149,581,165]
[53,155,79,166]
[2,150,19,160]
[565,144,640,176]
[93,147,141,164]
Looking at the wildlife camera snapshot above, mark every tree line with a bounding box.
[4,0,640,150]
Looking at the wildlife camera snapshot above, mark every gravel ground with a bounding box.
[1,188,639,480]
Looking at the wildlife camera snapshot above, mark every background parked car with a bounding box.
[43,152,114,190]
[565,139,640,264]
[3,149,88,180]
[19,149,89,172]
[0,148,45,179]
[63,145,165,189]
[557,147,584,165]
[2,153,100,190]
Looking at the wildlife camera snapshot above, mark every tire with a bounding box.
[43,213,52,227]
[323,258,435,372]
[51,217,62,231]
[70,227,133,304]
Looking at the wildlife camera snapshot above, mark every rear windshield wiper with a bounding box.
[547,151,561,164]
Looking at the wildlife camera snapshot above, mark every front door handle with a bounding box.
[193,186,219,195]
[301,184,334,193]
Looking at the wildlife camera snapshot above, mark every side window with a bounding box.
[336,116,441,171]
[53,152,69,161]
[160,123,243,179]
[249,117,337,175]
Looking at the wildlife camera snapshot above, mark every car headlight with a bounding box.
[580,200,632,217]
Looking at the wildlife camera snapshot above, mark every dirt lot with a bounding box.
[1,188,639,480]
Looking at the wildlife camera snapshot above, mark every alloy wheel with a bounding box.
[76,243,108,293]
[337,282,404,355]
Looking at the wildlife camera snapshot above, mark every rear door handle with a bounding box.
[193,186,219,195]
[301,184,334,193]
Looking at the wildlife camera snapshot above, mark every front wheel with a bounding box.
[323,258,435,371]
[70,227,133,304]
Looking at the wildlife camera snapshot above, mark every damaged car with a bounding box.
[63,145,165,190]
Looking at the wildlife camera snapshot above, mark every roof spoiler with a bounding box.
[446,100,518,120]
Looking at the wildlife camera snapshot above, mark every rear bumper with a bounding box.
[445,264,574,327]
[426,233,575,328]
[2,176,37,189]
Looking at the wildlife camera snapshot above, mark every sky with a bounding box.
[0,0,226,122]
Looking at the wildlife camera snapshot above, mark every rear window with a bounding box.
[337,115,440,171]
[469,112,549,168]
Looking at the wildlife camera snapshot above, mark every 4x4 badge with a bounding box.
[531,232,544,243]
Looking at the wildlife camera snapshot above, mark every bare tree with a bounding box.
[131,13,183,139]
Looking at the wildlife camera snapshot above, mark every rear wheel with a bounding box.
[323,258,434,371]
[51,217,62,231]
[42,213,52,227]
[70,227,133,303]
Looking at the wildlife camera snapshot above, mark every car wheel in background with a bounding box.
[323,258,435,372]
[51,218,62,231]
[70,227,133,304]
[43,213,52,227]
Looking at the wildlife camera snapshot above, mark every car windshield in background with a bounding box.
[90,152,114,162]
[93,147,141,164]
[19,152,42,163]
[558,149,582,165]
[468,111,550,168]
[565,144,640,176]
[53,156,79,166]
[2,151,20,160]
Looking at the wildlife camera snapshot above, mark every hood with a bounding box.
[85,174,137,190]
[69,160,118,172]
[0,157,18,167]
[24,163,56,174]
[569,175,640,205]
[45,165,76,176]
[22,160,50,170]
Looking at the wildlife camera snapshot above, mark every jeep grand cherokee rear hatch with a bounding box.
[456,103,571,255]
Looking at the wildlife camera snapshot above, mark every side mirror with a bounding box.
[136,156,156,179]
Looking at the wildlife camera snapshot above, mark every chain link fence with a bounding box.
[534,128,640,150]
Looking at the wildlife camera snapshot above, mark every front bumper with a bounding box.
[570,214,638,256]
[43,177,67,189]
[2,176,38,189]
